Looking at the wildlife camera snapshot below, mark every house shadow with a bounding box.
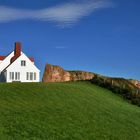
[0,72,6,82]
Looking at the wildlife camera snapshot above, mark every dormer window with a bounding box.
[21,60,26,66]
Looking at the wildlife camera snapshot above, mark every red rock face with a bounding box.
[42,64,94,82]
[136,83,140,89]
[129,80,140,89]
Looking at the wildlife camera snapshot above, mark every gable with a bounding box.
[0,42,39,73]
[5,53,40,72]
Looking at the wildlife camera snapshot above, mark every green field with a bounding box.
[0,82,140,140]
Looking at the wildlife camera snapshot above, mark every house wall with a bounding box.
[0,52,14,82]
[0,52,14,73]
[6,53,40,83]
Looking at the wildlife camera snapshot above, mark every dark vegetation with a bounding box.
[91,74,140,106]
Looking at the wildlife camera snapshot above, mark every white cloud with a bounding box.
[0,0,112,26]
[55,46,69,49]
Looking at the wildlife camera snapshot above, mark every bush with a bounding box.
[91,76,140,106]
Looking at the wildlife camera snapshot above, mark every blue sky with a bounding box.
[0,0,140,80]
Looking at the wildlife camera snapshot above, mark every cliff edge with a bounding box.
[42,64,94,82]
[42,64,140,90]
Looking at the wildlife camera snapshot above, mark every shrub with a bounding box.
[91,76,140,106]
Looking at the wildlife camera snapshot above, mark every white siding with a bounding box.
[0,52,14,73]
[5,53,40,83]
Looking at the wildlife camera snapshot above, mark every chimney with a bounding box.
[11,42,22,63]
[14,42,21,57]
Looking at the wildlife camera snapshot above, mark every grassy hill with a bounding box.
[0,82,140,140]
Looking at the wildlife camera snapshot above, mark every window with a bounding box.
[26,72,36,81]
[10,72,20,81]
[26,72,29,80]
[9,72,12,80]
[15,72,18,80]
[30,72,33,80]
[18,72,20,80]
[34,73,36,80]
[21,60,26,66]
[15,72,20,80]
[12,72,14,80]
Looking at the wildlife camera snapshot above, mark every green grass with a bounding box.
[0,82,139,140]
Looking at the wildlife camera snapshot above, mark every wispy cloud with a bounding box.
[0,0,113,26]
[55,46,69,49]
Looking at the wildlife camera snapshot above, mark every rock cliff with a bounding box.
[42,64,94,82]
[42,64,140,90]
[129,80,140,89]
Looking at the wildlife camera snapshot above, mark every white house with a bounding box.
[0,42,40,82]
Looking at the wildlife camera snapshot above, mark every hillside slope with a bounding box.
[42,64,140,106]
[0,82,140,140]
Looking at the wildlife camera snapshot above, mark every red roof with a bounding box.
[0,55,34,62]
[29,57,34,62]
[0,56,6,60]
